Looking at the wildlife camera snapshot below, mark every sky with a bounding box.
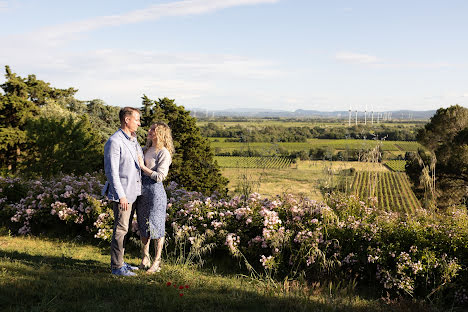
[1,0,468,112]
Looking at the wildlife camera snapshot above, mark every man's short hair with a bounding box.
[119,107,140,124]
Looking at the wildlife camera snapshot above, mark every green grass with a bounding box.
[0,232,437,312]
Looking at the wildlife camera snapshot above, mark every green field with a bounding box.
[351,171,421,213]
[215,156,292,169]
[205,119,424,212]
[221,160,389,200]
[210,138,422,155]
[219,159,422,213]
[384,160,407,172]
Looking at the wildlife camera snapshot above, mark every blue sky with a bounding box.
[1,0,468,112]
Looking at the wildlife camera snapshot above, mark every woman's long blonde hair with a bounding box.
[144,122,175,155]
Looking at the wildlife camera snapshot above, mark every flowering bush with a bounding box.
[1,174,467,304]
[0,174,114,239]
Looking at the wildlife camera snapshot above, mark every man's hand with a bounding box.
[119,197,129,211]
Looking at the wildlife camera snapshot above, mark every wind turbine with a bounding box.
[364,104,367,125]
[348,104,352,126]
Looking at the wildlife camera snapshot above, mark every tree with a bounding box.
[0,66,78,172]
[0,67,39,172]
[410,105,468,207]
[25,115,103,177]
[140,97,228,195]
[83,99,121,142]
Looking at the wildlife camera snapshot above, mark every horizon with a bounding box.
[189,107,437,113]
[1,0,468,112]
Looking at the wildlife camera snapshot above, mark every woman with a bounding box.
[136,122,174,273]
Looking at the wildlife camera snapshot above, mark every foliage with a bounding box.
[139,96,228,195]
[1,174,467,306]
[2,235,436,312]
[0,66,77,172]
[412,105,468,207]
[0,174,111,237]
[24,115,103,177]
[84,99,121,142]
[200,122,421,142]
[210,139,419,161]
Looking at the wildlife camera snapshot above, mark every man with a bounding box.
[102,107,143,276]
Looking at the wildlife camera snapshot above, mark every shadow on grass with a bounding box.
[0,248,378,312]
[0,232,441,312]
[0,249,106,272]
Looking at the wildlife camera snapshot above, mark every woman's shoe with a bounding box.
[147,260,161,273]
[138,255,151,270]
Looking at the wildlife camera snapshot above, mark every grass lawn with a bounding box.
[0,231,436,312]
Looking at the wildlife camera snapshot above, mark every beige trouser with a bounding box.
[110,201,135,270]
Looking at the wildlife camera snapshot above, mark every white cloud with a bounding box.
[27,0,278,44]
[335,52,380,64]
[0,47,281,106]
[0,0,282,106]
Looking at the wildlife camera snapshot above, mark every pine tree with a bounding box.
[0,66,39,172]
[140,97,228,195]
[25,115,103,177]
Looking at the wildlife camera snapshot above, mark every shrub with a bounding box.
[1,174,467,305]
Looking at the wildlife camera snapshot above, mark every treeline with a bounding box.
[216,146,395,162]
[200,123,420,142]
[0,66,227,195]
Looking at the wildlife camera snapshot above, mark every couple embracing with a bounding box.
[102,107,174,276]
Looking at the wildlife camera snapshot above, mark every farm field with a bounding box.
[221,160,389,200]
[210,138,422,155]
[384,160,406,172]
[351,171,421,213]
[214,156,292,169]
[205,118,423,210]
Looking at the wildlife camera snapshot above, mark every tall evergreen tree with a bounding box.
[0,66,39,171]
[140,97,228,195]
[0,66,94,174]
[25,115,103,177]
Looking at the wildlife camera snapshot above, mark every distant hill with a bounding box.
[190,108,436,120]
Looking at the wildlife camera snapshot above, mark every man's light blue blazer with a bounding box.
[102,129,143,204]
